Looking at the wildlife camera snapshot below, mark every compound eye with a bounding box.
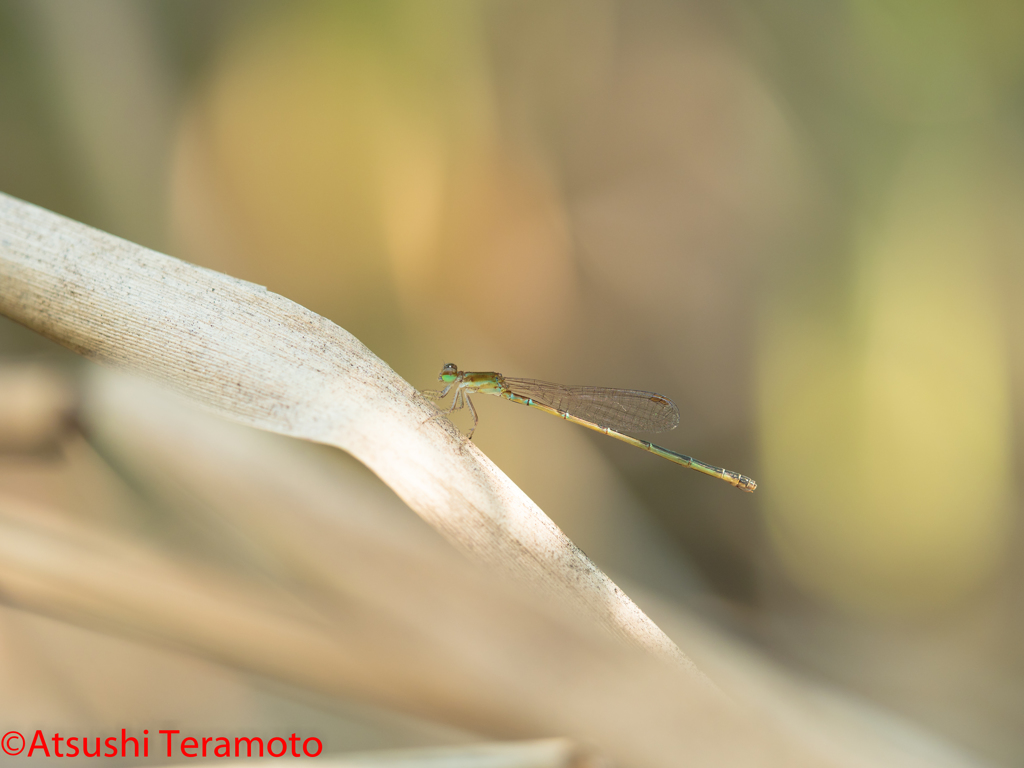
[439,363,459,382]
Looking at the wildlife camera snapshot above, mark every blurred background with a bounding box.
[1,0,1023,765]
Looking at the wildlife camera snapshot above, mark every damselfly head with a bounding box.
[439,363,460,382]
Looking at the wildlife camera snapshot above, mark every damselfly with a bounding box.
[425,363,756,491]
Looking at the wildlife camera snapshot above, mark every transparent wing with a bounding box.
[503,378,680,433]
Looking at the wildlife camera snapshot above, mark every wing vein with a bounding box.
[503,377,680,433]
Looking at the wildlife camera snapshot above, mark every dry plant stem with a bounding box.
[0,492,821,767]
[159,738,592,768]
[0,192,700,678]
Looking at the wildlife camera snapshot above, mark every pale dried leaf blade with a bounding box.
[164,738,594,768]
[0,489,823,767]
[0,191,696,675]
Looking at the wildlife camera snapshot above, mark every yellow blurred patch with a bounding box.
[759,146,1012,614]
[169,3,576,357]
